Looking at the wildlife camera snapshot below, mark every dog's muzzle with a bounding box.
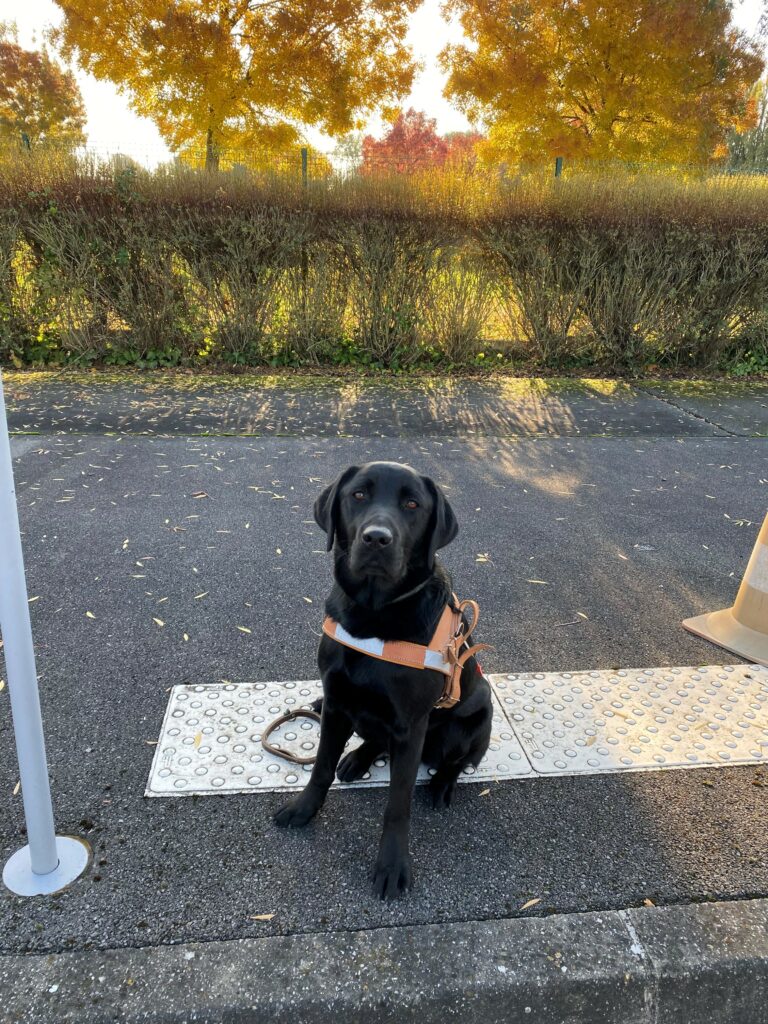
[351,520,403,575]
[361,524,393,548]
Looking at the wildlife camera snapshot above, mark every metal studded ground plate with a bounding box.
[490,663,768,775]
[146,664,768,797]
[145,678,531,796]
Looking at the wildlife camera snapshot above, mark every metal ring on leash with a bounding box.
[261,708,321,765]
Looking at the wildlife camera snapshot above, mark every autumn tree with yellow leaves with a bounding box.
[52,0,420,169]
[0,24,86,147]
[440,0,764,165]
[726,77,768,170]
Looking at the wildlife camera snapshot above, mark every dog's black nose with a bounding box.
[362,525,393,548]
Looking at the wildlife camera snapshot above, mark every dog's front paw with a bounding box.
[273,796,319,828]
[371,851,413,900]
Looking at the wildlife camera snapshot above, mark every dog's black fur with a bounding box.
[274,461,492,899]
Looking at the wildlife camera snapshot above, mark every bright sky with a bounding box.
[6,0,766,166]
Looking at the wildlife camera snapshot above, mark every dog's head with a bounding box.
[314,462,458,591]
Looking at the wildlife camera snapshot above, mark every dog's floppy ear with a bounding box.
[423,476,458,566]
[314,465,360,551]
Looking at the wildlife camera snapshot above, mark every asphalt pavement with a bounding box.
[0,373,766,969]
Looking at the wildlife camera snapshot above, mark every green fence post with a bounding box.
[300,147,309,326]
[554,156,563,177]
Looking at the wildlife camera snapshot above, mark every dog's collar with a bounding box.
[386,575,433,605]
[335,573,434,610]
[322,595,490,709]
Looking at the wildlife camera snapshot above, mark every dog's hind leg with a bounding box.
[336,740,384,783]
[428,762,464,809]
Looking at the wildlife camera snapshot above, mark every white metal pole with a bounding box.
[0,369,89,895]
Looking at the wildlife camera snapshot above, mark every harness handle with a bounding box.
[453,597,480,638]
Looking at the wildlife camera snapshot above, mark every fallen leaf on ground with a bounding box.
[237,626,252,634]
[13,781,20,796]
[643,899,655,907]
[86,611,95,619]
[194,732,202,748]
[153,618,165,627]
[249,914,275,921]
[479,788,491,796]
[520,898,541,912]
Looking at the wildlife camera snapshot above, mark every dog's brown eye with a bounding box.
[353,490,366,501]
[404,499,419,510]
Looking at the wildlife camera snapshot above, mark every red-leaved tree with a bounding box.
[0,26,86,147]
[443,130,485,168]
[362,108,448,173]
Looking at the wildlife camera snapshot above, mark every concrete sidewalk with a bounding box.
[3,899,768,1023]
[5,370,767,437]
[1,373,767,1022]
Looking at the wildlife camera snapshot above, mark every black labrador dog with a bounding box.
[274,462,492,899]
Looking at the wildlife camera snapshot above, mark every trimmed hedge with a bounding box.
[1,150,768,372]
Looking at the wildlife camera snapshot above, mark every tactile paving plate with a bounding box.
[489,664,768,775]
[145,678,532,796]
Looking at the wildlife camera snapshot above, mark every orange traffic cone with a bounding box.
[683,510,768,666]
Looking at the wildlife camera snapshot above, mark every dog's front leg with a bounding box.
[371,715,429,900]
[273,700,353,828]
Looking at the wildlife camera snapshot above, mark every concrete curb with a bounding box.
[2,898,768,1024]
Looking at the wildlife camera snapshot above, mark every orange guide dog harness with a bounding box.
[322,595,490,709]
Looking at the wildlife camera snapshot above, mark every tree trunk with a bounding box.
[205,128,219,172]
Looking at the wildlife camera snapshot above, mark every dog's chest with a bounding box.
[325,647,441,740]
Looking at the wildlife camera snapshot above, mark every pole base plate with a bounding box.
[2,836,91,896]
[683,608,768,668]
